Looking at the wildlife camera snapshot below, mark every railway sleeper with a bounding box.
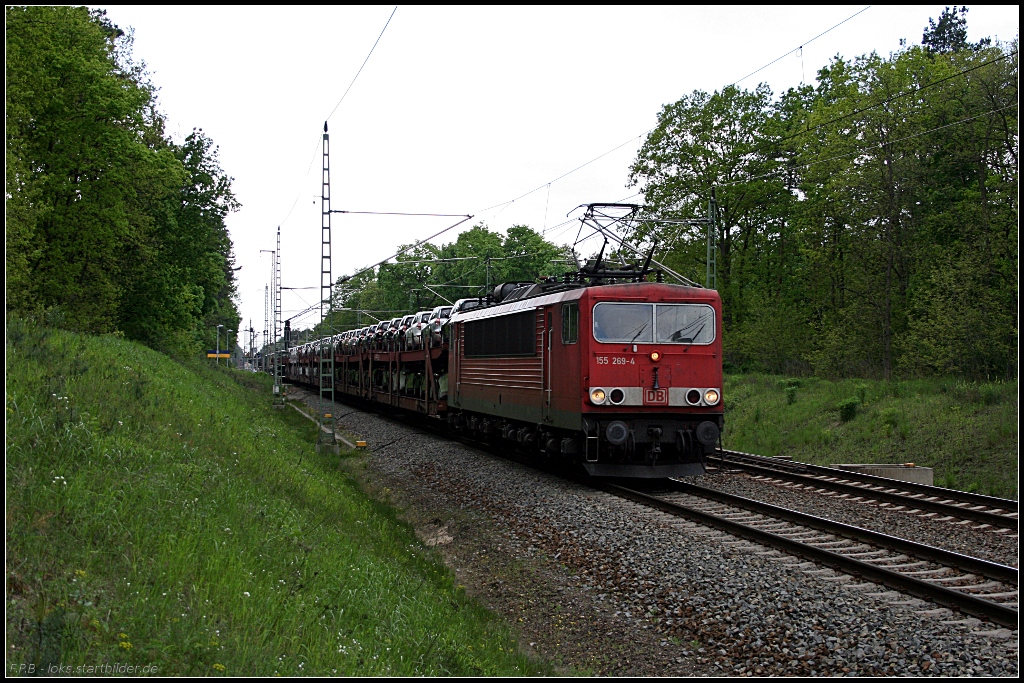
[957,581,1007,592]
[925,574,978,584]
[974,591,1018,600]
[901,567,954,577]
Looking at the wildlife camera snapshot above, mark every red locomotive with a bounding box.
[449,276,722,477]
[284,267,723,479]
[283,204,723,477]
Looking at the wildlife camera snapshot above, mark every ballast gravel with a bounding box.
[299,393,1018,677]
[689,472,1019,569]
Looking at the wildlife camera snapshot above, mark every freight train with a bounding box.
[280,260,723,478]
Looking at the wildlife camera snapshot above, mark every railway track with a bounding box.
[296,388,1018,628]
[598,480,1018,629]
[710,449,1019,530]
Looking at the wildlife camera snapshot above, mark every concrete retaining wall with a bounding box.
[832,463,934,486]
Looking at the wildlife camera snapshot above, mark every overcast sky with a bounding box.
[99,5,1018,339]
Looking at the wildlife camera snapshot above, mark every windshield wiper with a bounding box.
[630,324,649,342]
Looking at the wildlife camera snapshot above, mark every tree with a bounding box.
[923,6,970,54]
[322,224,570,336]
[626,9,1016,379]
[119,130,241,354]
[627,84,801,366]
[6,7,241,356]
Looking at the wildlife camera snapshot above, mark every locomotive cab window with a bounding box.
[592,303,653,343]
[655,303,714,344]
[593,302,715,344]
[561,303,578,344]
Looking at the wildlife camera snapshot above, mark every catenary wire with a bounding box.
[729,6,872,86]
[277,7,398,228]
[326,6,399,122]
[718,102,1019,188]
[773,50,1017,146]
[333,210,470,217]
[278,6,876,263]
[472,6,875,224]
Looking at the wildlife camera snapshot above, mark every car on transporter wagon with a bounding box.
[405,310,433,349]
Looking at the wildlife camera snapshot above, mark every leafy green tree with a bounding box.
[627,84,805,366]
[120,130,241,354]
[626,9,1016,380]
[7,7,169,331]
[922,6,985,54]
[6,7,241,356]
[628,84,786,307]
[319,225,569,337]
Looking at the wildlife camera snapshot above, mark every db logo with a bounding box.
[644,388,668,405]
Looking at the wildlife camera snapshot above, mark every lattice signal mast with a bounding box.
[706,188,718,291]
[275,226,284,401]
[263,285,269,372]
[317,122,337,452]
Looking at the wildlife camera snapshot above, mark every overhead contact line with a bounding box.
[716,102,1020,189]
[773,50,1019,146]
[476,6,875,224]
[728,6,872,86]
[332,210,474,217]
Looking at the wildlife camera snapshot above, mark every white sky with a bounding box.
[99,5,1018,339]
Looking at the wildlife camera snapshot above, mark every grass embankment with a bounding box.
[722,374,1018,499]
[5,320,546,676]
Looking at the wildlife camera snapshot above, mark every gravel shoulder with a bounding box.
[295,390,1019,677]
[335,420,710,675]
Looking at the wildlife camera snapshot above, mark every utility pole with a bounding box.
[706,187,718,290]
[263,283,269,373]
[317,121,337,453]
[273,228,284,407]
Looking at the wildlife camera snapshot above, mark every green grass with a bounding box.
[5,319,547,676]
[722,374,1018,499]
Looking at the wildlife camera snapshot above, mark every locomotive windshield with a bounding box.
[655,304,715,344]
[593,302,715,345]
[593,303,652,343]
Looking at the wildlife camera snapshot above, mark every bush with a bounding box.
[785,386,797,405]
[837,398,859,422]
[880,408,900,428]
[855,383,869,405]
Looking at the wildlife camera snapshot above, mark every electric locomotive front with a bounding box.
[575,282,722,477]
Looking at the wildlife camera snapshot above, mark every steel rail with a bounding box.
[711,451,1017,529]
[669,481,1018,585]
[600,482,1019,629]
[717,448,1018,512]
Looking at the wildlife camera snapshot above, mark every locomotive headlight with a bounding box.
[703,389,720,405]
[649,351,661,362]
[590,388,607,404]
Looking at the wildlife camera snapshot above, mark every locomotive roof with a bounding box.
[450,281,717,324]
